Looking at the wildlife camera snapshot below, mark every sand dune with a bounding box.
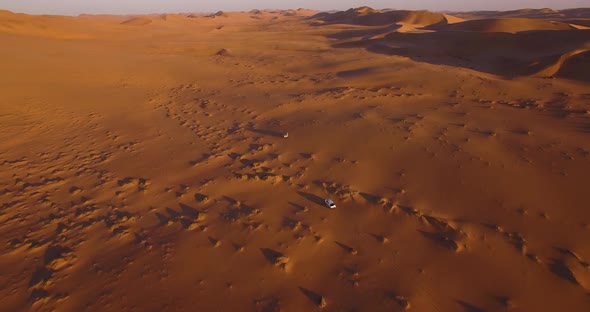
[477,8,559,18]
[335,30,590,80]
[78,14,132,23]
[1,7,590,312]
[121,17,152,26]
[0,10,97,38]
[564,19,590,27]
[561,8,590,18]
[209,11,228,18]
[529,44,590,80]
[454,7,590,20]
[432,17,577,32]
[311,7,458,27]
[442,13,465,24]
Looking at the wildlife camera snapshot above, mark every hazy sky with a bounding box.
[0,0,588,15]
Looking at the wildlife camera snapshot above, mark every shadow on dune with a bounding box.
[260,248,284,264]
[453,8,590,20]
[418,230,460,251]
[44,245,72,265]
[325,24,402,40]
[309,9,590,81]
[334,241,356,254]
[29,267,53,287]
[298,287,324,306]
[194,193,209,202]
[222,196,239,205]
[155,212,169,225]
[329,29,590,80]
[548,258,580,285]
[307,8,448,27]
[30,288,50,303]
[179,203,199,218]
[548,50,590,82]
[359,192,382,204]
[456,300,487,312]
[165,207,181,219]
[337,67,381,78]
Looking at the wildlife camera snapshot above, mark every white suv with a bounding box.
[325,199,336,209]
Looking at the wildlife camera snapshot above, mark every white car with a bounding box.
[325,199,336,209]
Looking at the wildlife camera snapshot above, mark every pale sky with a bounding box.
[0,0,588,15]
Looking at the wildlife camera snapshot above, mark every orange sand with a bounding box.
[1,7,590,312]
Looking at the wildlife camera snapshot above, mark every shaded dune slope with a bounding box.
[564,19,590,27]
[331,25,590,80]
[310,7,461,27]
[316,7,590,81]
[529,44,590,80]
[120,17,153,26]
[453,8,590,20]
[431,18,577,32]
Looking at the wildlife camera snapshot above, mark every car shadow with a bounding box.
[297,191,327,208]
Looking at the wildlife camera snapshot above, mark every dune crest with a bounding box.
[311,7,460,27]
[453,7,590,20]
[433,17,577,32]
[442,13,465,24]
[0,10,96,38]
[530,44,590,80]
[121,17,152,25]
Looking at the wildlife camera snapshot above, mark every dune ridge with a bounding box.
[311,7,460,27]
[0,10,97,38]
[453,7,590,20]
[121,17,152,26]
[530,44,590,79]
[433,17,578,32]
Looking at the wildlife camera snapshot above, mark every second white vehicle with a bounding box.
[325,198,336,209]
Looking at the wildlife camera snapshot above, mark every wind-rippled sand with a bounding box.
[1,7,590,311]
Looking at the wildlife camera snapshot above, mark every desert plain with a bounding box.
[1,6,590,312]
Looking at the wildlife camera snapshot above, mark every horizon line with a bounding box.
[2,6,589,17]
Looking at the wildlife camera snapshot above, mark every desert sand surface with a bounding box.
[1,6,590,312]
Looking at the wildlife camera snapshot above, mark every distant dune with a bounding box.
[0,9,15,16]
[121,17,152,26]
[77,14,131,23]
[329,13,589,81]
[433,18,577,32]
[453,7,590,20]
[486,8,559,17]
[0,9,94,38]
[560,7,590,18]
[311,7,459,27]
[208,11,228,18]
[442,14,465,24]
